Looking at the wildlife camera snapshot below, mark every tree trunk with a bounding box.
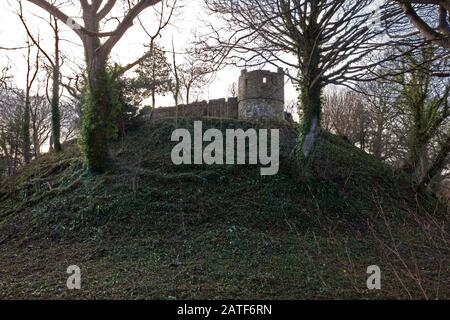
[405,121,428,179]
[81,59,112,173]
[49,134,53,151]
[299,33,322,159]
[151,60,156,109]
[52,18,61,152]
[51,65,61,152]
[23,91,31,164]
[186,86,190,105]
[32,116,39,158]
[418,134,450,190]
[80,12,113,173]
[373,115,384,158]
[152,87,156,109]
[300,82,322,158]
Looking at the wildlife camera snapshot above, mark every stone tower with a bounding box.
[238,68,285,120]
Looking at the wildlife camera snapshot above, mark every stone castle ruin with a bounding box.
[238,68,285,120]
[153,68,289,121]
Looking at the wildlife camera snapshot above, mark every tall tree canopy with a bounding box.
[27,0,167,172]
[203,0,390,158]
[392,0,450,49]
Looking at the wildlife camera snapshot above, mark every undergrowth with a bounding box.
[0,118,447,299]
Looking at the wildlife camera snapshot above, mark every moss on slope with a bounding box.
[0,118,447,299]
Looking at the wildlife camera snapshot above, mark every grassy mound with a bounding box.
[0,118,448,299]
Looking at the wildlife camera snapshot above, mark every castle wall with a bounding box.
[153,98,239,120]
[151,68,288,122]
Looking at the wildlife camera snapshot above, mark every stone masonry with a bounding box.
[152,98,239,119]
[238,68,285,120]
[153,68,286,121]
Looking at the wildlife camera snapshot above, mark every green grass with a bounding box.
[0,118,448,299]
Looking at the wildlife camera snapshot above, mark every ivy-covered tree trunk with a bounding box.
[51,66,62,152]
[51,18,61,152]
[419,134,450,190]
[27,0,166,173]
[405,93,426,175]
[405,126,429,179]
[79,14,117,173]
[80,66,113,173]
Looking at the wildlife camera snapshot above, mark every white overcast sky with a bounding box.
[0,0,298,107]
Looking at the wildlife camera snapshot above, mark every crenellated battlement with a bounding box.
[153,98,239,120]
[238,68,285,120]
[153,68,287,121]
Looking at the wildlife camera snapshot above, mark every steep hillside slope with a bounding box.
[0,118,448,299]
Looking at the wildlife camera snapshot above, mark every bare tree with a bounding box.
[228,82,238,98]
[26,0,170,172]
[396,46,450,189]
[0,66,12,90]
[171,37,181,112]
[358,79,404,161]
[358,44,450,190]
[59,99,81,142]
[22,38,40,164]
[203,0,390,158]
[18,0,64,152]
[322,89,369,149]
[392,0,450,49]
[114,0,179,77]
[0,85,54,175]
[0,88,24,176]
[178,53,213,104]
[30,93,52,157]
